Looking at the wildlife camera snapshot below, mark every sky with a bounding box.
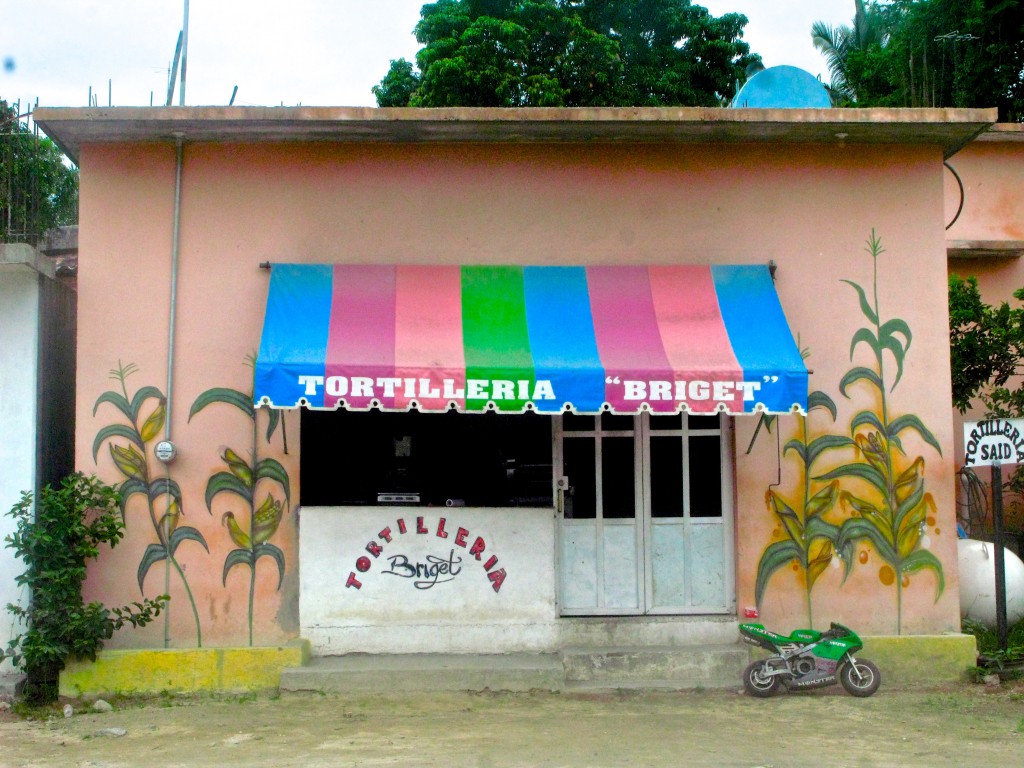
[1,1,856,112]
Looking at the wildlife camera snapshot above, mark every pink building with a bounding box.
[33,106,998,691]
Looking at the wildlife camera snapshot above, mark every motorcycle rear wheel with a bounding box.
[743,659,782,697]
[840,659,881,697]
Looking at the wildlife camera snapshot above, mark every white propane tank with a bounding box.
[957,538,1024,626]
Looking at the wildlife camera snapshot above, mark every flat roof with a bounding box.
[974,123,1024,143]
[33,105,997,164]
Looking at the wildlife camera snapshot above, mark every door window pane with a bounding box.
[602,437,635,519]
[650,436,683,518]
[562,437,596,519]
[689,435,722,517]
[601,412,634,432]
[687,413,721,431]
[562,412,594,432]
[650,414,683,431]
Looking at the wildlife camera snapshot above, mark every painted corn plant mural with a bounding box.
[189,356,291,646]
[820,230,944,633]
[755,389,847,627]
[754,231,945,634]
[93,361,208,646]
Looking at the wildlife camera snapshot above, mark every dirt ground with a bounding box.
[0,680,1022,768]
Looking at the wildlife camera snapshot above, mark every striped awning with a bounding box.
[254,264,807,415]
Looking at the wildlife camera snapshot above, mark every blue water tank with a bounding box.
[731,65,831,109]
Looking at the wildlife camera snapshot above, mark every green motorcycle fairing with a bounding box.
[739,621,864,661]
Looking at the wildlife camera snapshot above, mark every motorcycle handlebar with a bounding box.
[824,622,851,639]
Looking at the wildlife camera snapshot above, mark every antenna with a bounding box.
[934,31,978,43]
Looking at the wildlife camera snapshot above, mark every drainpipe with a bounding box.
[167,138,183,443]
[162,138,184,649]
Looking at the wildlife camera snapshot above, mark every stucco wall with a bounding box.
[0,271,39,679]
[75,138,960,646]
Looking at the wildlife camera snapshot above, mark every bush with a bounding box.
[2,473,167,702]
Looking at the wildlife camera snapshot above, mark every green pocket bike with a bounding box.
[739,621,881,697]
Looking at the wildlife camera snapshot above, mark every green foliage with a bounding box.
[948,275,1024,413]
[374,0,759,107]
[1,473,167,703]
[0,99,79,243]
[811,0,889,104]
[373,59,422,107]
[813,1,1024,121]
[963,617,1024,671]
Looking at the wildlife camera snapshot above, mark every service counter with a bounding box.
[300,506,557,655]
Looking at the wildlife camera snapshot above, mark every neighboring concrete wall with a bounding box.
[946,130,1024,543]
[945,126,1024,245]
[0,265,40,684]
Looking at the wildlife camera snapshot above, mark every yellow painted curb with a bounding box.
[748,634,979,686]
[860,634,979,686]
[59,640,311,697]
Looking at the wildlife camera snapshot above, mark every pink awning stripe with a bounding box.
[587,266,674,411]
[649,265,745,413]
[325,265,396,409]
[394,265,466,410]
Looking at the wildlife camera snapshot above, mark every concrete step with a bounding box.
[280,643,751,694]
[280,653,564,694]
[561,644,750,689]
[558,615,740,648]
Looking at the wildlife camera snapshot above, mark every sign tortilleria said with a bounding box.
[963,419,1024,466]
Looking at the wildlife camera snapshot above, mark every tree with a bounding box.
[812,1,1024,121]
[373,0,759,108]
[373,59,421,107]
[811,0,889,104]
[0,99,78,244]
[948,275,1024,414]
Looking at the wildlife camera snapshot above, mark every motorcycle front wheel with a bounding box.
[839,658,881,697]
[743,659,782,697]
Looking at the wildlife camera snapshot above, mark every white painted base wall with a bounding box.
[300,506,558,654]
[0,271,40,683]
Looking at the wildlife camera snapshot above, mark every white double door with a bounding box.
[556,412,734,615]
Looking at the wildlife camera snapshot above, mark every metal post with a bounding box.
[992,462,1009,651]
[179,0,190,106]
